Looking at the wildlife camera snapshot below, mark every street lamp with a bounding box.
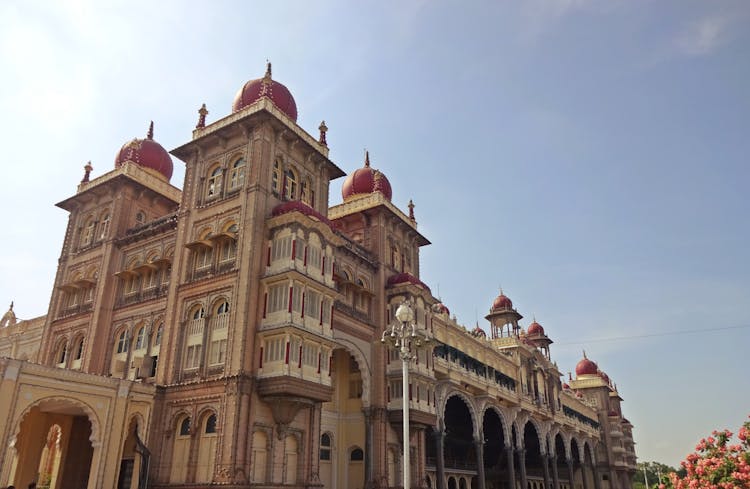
[381,300,432,489]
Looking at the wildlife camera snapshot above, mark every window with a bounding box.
[207,166,223,198]
[271,235,292,262]
[185,344,202,369]
[284,168,297,200]
[305,290,320,319]
[219,239,237,263]
[229,158,246,191]
[98,213,110,240]
[55,342,67,365]
[143,268,158,289]
[134,327,146,350]
[271,160,281,194]
[350,448,364,461]
[209,339,227,365]
[291,284,302,313]
[195,246,213,270]
[217,300,230,315]
[154,323,163,346]
[301,178,314,206]
[135,212,145,226]
[117,331,129,353]
[205,414,217,434]
[74,338,84,360]
[268,284,288,313]
[81,217,95,247]
[263,337,284,363]
[179,417,191,436]
[320,433,332,460]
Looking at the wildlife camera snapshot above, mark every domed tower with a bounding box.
[341,150,393,202]
[114,121,174,181]
[526,317,553,359]
[485,289,523,339]
[232,62,298,121]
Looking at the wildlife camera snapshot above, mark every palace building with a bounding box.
[0,64,636,489]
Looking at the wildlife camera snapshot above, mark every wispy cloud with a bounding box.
[673,15,731,57]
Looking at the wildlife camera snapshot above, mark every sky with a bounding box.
[0,0,748,467]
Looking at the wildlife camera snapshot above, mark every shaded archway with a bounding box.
[9,399,94,489]
[523,421,545,488]
[554,433,568,489]
[570,438,582,489]
[444,396,476,470]
[482,408,508,488]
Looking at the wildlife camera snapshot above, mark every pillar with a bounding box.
[591,462,601,489]
[518,449,527,489]
[364,408,374,487]
[567,459,575,489]
[581,461,590,489]
[551,455,560,489]
[506,447,516,489]
[474,438,486,489]
[435,430,446,489]
[542,453,550,489]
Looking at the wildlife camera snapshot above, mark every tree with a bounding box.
[634,461,679,489]
[665,415,750,489]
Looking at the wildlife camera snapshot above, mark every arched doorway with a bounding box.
[444,396,475,470]
[9,399,95,489]
[523,422,544,487]
[554,433,568,489]
[482,408,507,488]
[570,438,582,489]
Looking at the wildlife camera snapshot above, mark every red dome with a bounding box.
[342,151,392,201]
[527,321,544,336]
[272,201,334,229]
[386,272,430,291]
[491,292,513,311]
[434,303,450,315]
[114,122,173,181]
[575,356,598,376]
[232,63,297,121]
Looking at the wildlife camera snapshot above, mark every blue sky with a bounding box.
[1,0,748,467]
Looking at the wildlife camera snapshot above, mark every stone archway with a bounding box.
[8,397,98,489]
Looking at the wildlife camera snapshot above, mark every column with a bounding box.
[581,461,590,489]
[591,462,601,489]
[518,449,527,489]
[541,453,550,489]
[551,455,560,489]
[567,459,575,489]
[435,430,446,489]
[364,408,374,488]
[506,447,516,489]
[474,438,486,489]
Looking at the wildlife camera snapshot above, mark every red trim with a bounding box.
[262,292,267,318]
[298,345,303,368]
[330,304,334,329]
[303,246,308,266]
[285,342,290,364]
[409,383,413,401]
[291,239,296,261]
[317,352,321,373]
[322,255,326,274]
[417,384,420,402]
[319,300,323,325]
[259,347,263,368]
[387,385,391,402]
[301,292,305,317]
[288,286,293,313]
[328,355,332,376]
[266,246,271,266]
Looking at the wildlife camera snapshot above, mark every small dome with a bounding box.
[342,151,392,201]
[491,291,513,312]
[114,122,173,181]
[232,63,298,121]
[575,354,598,376]
[527,320,544,336]
[434,303,450,315]
[470,326,487,338]
[386,272,430,291]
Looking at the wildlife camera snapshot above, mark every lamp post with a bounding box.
[381,300,432,489]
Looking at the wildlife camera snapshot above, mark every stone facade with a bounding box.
[0,65,636,489]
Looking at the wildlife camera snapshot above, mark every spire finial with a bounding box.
[408,199,415,220]
[196,103,208,129]
[568,371,573,381]
[583,349,587,359]
[9,301,13,311]
[265,60,272,78]
[533,314,536,323]
[147,121,154,140]
[81,161,93,183]
[318,120,328,146]
[365,150,370,167]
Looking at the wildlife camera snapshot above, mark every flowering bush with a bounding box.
[666,415,750,489]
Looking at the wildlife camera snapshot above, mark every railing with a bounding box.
[187,318,204,336]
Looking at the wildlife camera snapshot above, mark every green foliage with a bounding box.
[634,461,678,487]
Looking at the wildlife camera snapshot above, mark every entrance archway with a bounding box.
[443,396,475,470]
[9,399,95,489]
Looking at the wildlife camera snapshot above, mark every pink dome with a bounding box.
[527,321,544,336]
[232,63,298,121]
[114,122,173,181]
[575,355,598,376]
[491,292,513,311]
[341,151,392,201]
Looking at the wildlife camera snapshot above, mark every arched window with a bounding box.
[73,337,84,360]
[301,178,314,206]
[134,326,146,350]
[251,431,268,483]
[284,168,298,200]
[98,213,110,240]
[80,217,95,247]
[179,417,191,436]
[117,331,129,353]
[55,341,67,366]
[205,413,217,433]
[154,323,163,346]
[207,166,223,198]
[217,301,230,315]
[229,157,246,191]
[209,300,230,365]
[320,433,332,460]
[135,211,145,226]
[350,447,364,461]
[193,307,205,320]
[272,160,281,194]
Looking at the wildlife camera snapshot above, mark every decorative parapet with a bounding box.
[72,162,181,203]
